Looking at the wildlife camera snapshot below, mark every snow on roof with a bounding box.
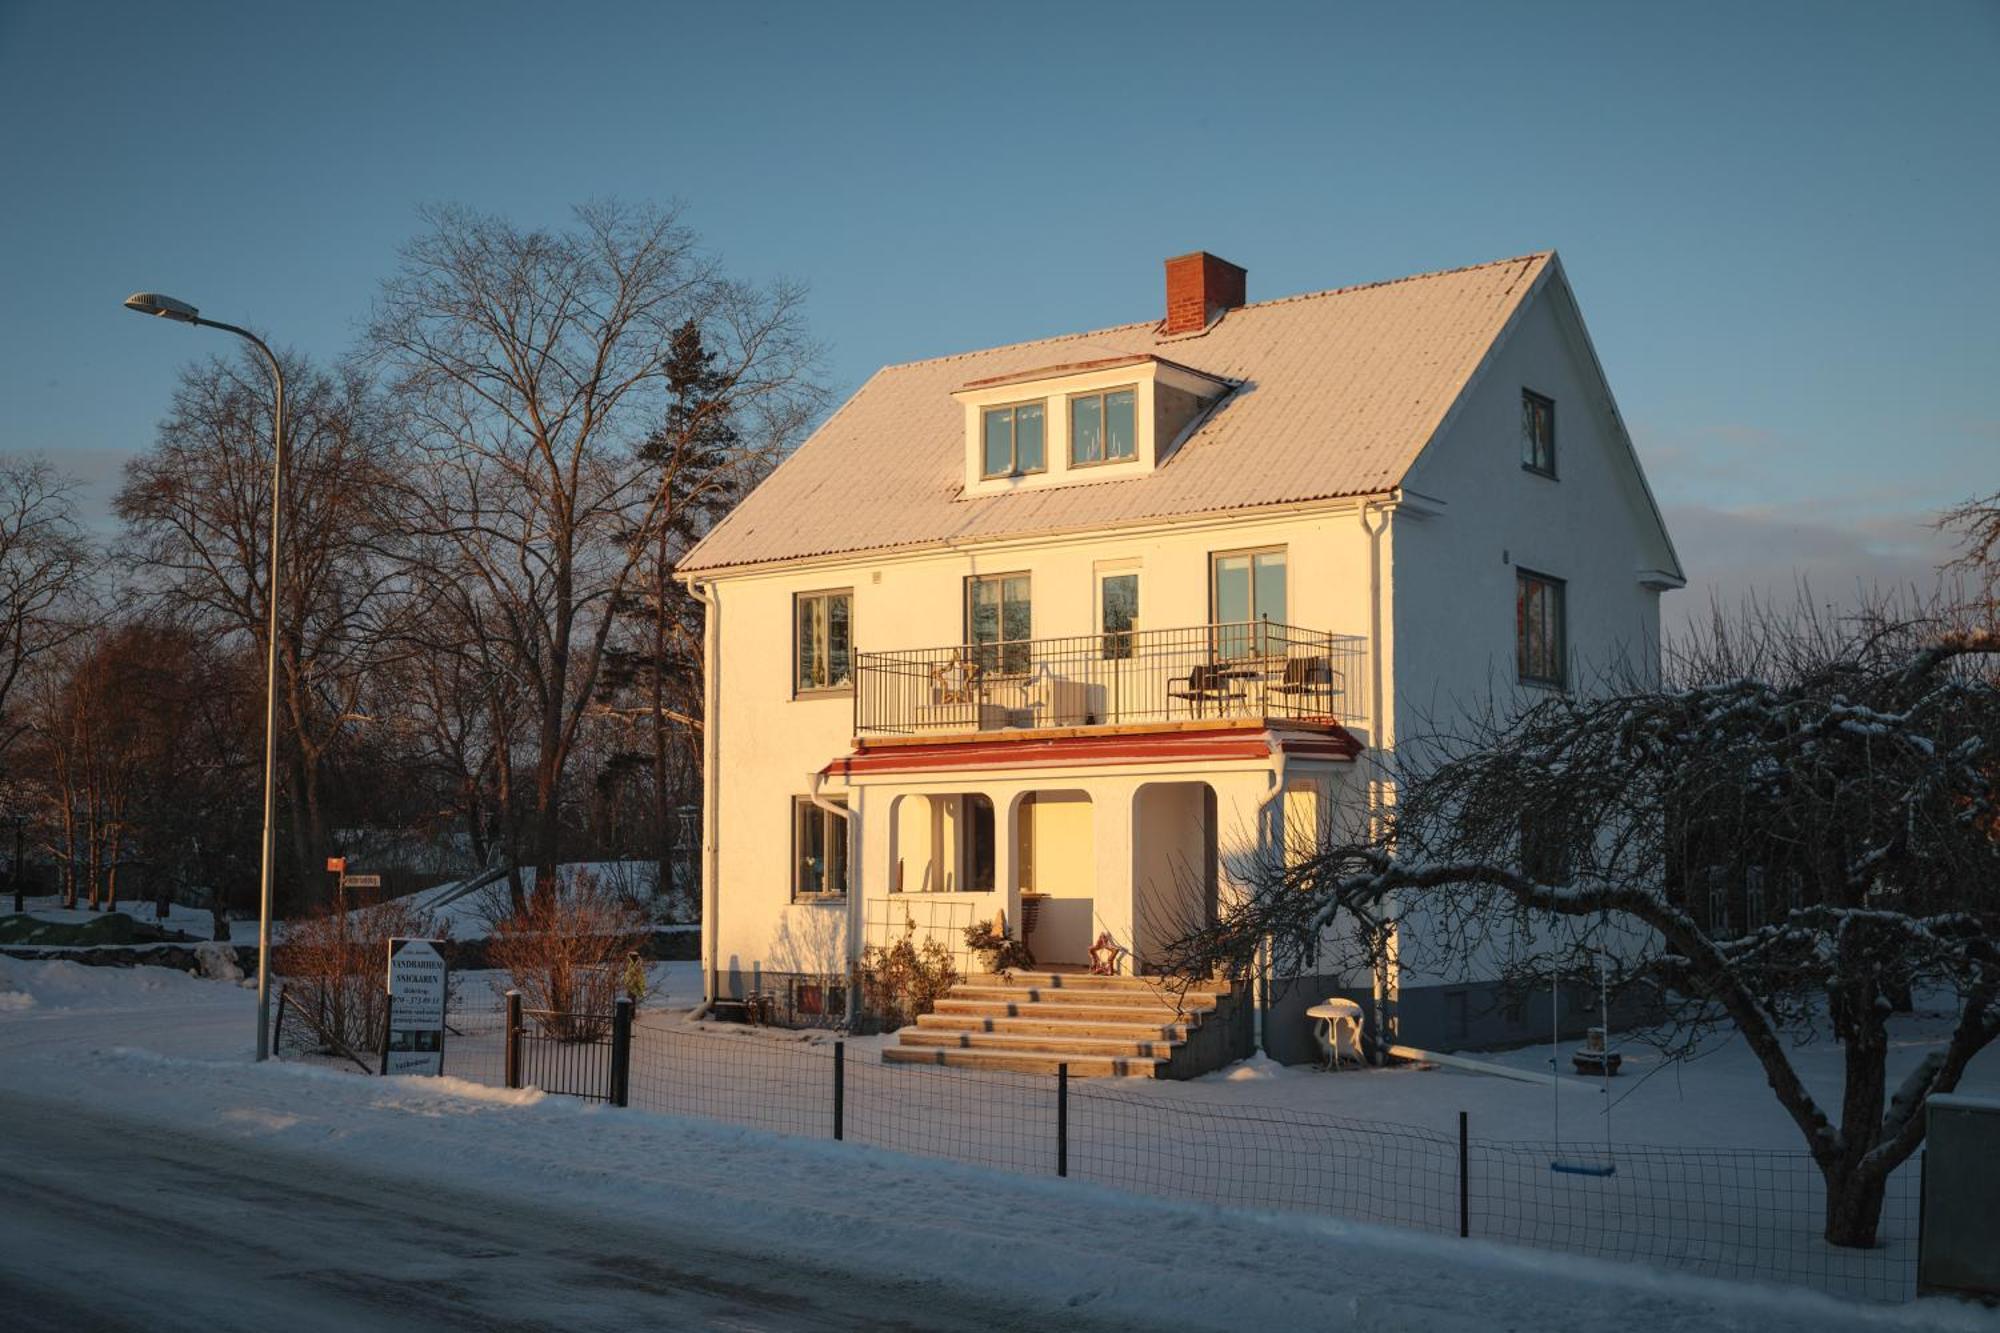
[679,251,1554,574]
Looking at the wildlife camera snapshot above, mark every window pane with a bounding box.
[1521,395,1537,469]
[826,594,850,687]
[1071,394,1103,464]
[1001,576,1031,673]
[796,596,821,690]
[1253,551,1287,627]
[1102,574,1138,634]
[1014,403,1044,472]
[826,808,848,894]
[983,408,1013,476]
[969,578,999,644]
[1214,555,1250,624]
[795,800,824,896]
[1105,389,1135,459]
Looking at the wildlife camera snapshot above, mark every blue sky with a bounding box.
[3,1,1995,626]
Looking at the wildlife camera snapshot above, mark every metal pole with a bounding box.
[610,997,633,1107]
[1057,1063,1069,1178]
[180,316,285,1063]
[11,815,22,914]
[833,1040,845,1141]
[505,990,522,1089]
[1458,1110,1469,1238]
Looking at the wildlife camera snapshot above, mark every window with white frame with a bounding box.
[794,589,853,693]
[1516,569,1566,688]
[1099,571,1138,660]
[981,401,1046,477]
[967,573,1032,674]
[792,796,848,900]
[1070,387,1137,465]
[1211,547,1287,658]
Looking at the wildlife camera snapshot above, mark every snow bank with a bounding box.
[4,1038,1983,1333]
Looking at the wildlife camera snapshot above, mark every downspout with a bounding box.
[1251,746,1288,1056]
[806,769,860,1027]
[691,578,723,1017]
[1359,496,1393,1063]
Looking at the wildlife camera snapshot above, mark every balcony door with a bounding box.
[966,573,1031,675]
[1211,547,1287,658]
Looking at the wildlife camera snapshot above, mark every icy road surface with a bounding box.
[0,1089,1107,1333]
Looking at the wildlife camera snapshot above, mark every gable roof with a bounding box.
[680,251,1555,575]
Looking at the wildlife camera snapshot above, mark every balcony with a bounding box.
[853,621,1366,737]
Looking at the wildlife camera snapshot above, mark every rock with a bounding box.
[193,941,245,982]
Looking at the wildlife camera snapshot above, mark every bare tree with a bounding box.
[1164,599,2000,1249]
[0,456,92,762]
[1942,488,2000,616]
[371,201,818,902]
[116,349,408,899]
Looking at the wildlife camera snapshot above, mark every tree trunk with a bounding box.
[1822,1162,1889,1248]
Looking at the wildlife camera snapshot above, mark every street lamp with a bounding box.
[124,291,286,1061]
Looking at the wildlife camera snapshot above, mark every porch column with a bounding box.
[1097,780,1139,975]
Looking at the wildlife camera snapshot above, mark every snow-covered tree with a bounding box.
[1165,605,1999,1248]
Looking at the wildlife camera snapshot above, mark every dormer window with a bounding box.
[981,401,1045,477]
[1069,388,1137,465]
[955,355,1229,498]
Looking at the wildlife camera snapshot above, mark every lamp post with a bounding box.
[124,291,286,1061]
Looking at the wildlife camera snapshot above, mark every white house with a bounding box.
[675,250,1682,1073]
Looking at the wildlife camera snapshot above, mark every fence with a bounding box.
[424,986,1920,1304]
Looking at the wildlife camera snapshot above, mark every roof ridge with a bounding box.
[873,250,1553,376]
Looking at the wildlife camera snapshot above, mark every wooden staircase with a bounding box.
[881,971,1230,1077]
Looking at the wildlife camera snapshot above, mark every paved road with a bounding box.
[0,1091,1128,1332]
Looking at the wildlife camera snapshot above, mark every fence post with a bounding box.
[377,990,395,1076]
[610,997,633,1107]
[1057,1063,1069,1178]
[504,989,522,1090]
[833,1040,846,1141]
[1458,1110,1469,1238]
[271,986,289,1059]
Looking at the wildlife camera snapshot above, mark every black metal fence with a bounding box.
[854,621,1368,735]
[423,988,1920,1304]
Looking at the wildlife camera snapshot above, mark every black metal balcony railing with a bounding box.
[854,621,1366,736]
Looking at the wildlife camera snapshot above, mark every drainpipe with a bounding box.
[1359,496,1393,1063]
[807,769,860,1026]
[691,578,723,1014]
[1251,747,1288,1056]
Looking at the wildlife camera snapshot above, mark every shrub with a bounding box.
[277,896,444,1054]
[486,870,649,1041]
[859,917,958,1030]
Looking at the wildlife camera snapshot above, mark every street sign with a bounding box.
[325,856,346,874]
[343,873,383,890]
[383,937,448,1076]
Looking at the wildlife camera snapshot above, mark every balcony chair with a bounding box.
[1168,662,1232,718]
[1273,655,1340,714]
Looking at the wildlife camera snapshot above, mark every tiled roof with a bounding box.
[679,252,1554,574]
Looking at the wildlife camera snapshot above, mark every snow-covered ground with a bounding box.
[0,957,1989,1332]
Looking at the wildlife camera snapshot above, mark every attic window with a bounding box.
[982,401,1045,477]
[1521,390,1556,477]
[1069,388,1136,465]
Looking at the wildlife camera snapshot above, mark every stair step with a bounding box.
[949,984,1217,1012]
[897,1030,1180,1058]
[882,1045,1161,1078]
[932,998,1204,1023]
[915,1012,1193,1040]
[974,971,1231,995]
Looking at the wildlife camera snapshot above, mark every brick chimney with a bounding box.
[1163,251,1247,334]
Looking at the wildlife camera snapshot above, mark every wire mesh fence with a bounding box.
[416,987,1920,1304]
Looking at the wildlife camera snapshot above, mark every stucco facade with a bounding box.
[679,250,1680,1057]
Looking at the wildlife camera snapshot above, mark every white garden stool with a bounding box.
[1305,998,1365,1071]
